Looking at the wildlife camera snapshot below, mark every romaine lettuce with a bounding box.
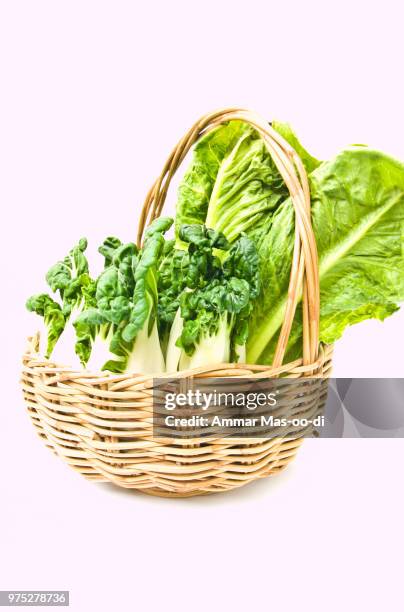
[175,122,404,364]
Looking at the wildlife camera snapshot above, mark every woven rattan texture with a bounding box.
[22,338,333,497]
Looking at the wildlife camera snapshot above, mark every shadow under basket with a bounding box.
[21,108,333,498]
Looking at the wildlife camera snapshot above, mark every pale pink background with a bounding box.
[1,1,403,611]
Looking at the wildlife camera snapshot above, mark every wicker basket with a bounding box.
[21,108,333,498]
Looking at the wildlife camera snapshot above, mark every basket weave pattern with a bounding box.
[21,109,333,497]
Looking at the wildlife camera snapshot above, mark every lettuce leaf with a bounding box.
[175,121,292,243]
[271,120,321,174]
[247,147,404,363]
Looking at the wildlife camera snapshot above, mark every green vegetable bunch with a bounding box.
[27,119,404,372]
[27,219,261,373]
[175,120,404,364]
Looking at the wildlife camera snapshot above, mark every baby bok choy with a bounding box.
[26,238,96,363]
[74,217,173,374]
[162,225,261,371]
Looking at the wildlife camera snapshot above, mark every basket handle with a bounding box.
[137,108,320,368]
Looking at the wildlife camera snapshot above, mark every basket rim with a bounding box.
[23,333,333,385]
